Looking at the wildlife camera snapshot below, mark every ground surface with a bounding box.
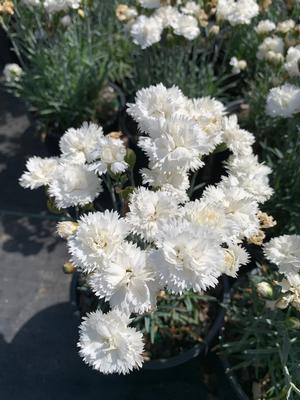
[0,53,239,399]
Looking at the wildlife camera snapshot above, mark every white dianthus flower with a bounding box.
[181,1,200,15]
[222,115,254,156]
[266,84,300,118]
[22,0,41,5]
[154,6,180,28]
[130,15,163,49]
[255,20,276,34]
[68,211,129,272]
[225,154,273,203]
[141,167,190,203]
[89,135,128,175]
[3,63,23,83]
[89,242,158,313]
[48,163,102,209]
[203,183,260,242]
[185,97,225,146]
[138,0,161,8]
[256,36,284,61]
[284,45,300,77]
[151,219,224,294]
[126,187,181,242]
[173,14,200,40]
[138,114,211,172]
[59,122,104,164]
[127,83,187,137]
[222,244,250,277]
[19,156,60,189]
[229,57,247,74]
[217,0,259,26]
[44,0,80,14]
[183,199,233,242]
[277,19,295,33]
[264,235,300,275]
[278,274,300,311]
[78,309,144,374]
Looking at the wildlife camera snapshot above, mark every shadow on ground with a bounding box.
[0,89,62,256]
[0,301,238,400]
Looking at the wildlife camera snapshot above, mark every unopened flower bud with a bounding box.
[256,282,273,299]
[77,8,84,18]
[209,24,220,36]
[63,261,76,274]
[286,317,300,329]
[57,221,78,239]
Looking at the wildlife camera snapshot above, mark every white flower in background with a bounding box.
[180,1,200,15]
[89,242,158,313]
[186,97,225,146]
[141,167,190,203]
[68,211,129,272]
[203,184,260,242]
[151,219,224,294]
[48,163,102,209]
[217,0,259,26]
[138,0,161,8]
[222,115,254,156]
[116,4,138,22]
[19,156,59,189]
[60,15,72,27]
[278,274,300,311]
[138,114,211,172]
[229,57,247,74]
[154,6,180,28]
[284,45,300,77]
[3,63,23,82]
[22,0,40,6]
[78,309,144,374]
[266,84,300,118]
[264,235,300,275]
[89,134,128,175]
[172,14,200,40]
[127,83,187,136]
[257,36,284,61]
[222,244,249,277]
[56,221,78,239]
[255,20,276,34]
[44,0,80,14]
[130,15,163,49]
[126,187,181,242]
[277,19,295,33]
[225,154,273,202]
[59,122,104,164]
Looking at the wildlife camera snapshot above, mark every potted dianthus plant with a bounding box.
[20,83,275,374]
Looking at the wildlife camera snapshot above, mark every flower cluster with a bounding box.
[216,0,259,26]
[22,0,81,14]
[264,235,300,311]
[116,1,210,49]
[21,83,274,375]
[251,15,300,118]
[19,123,128,209]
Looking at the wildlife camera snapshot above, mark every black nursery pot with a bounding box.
[70,273,230,371]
